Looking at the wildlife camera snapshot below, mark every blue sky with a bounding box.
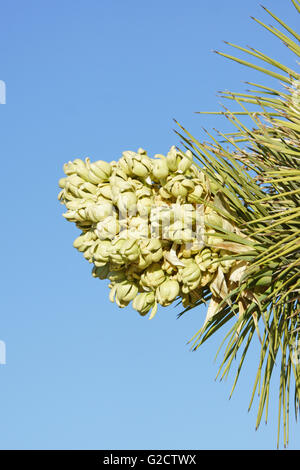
[0,0,299,450]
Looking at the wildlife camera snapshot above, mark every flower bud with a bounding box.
[78,181,98,196]
[89,160,112,182]
[137,196,153,216]
[178,259,201,293]
[96,216,120,240]
[177,150,193,173]
[63,210,85,223]
[166,146,180,172]
[172,203,195,221]
[63,159,81,175]
[161,257,176,275]
[139,238,163,264]
[159,187,172,199]
[156,279,180,306]
[96,183,113,201]
[187,183,204,203]
[132,292,156,316]
[116,191,137,216]
[165,175,194,198]
[59,177,67,189]
[59,146,244,320]
[64,198,86,211]
[119,239,140,262]
[125,216,149,239]
[110,238,126,264]
[93,240,113,265]
[83,240,99,262]
[110,178,133,205]
[152,157,169,180]
[117,156,131,175]
[122,151,152,178]
[165,220,194,243]
[195,248,209,265]
[141,263,165,289]
[85,202,113,222]
[65,174,85,194]
[195,248,219,273]
[64,158,90,181]
[115,280,139,307]
[73,231,97,252]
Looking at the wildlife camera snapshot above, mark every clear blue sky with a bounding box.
[0,0,299,450]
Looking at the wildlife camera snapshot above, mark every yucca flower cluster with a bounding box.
[57,1,300,447]
[58,146,245,321]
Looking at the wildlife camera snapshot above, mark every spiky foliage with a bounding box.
[175,0,300,448]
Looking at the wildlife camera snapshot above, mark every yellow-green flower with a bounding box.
[63,158,90,181]
[138,239,163,268]
[177,149,193,173]
[119,239,140,262]
[73,231,97,252]
[195,248,219,273]
[132,292,156,316]
[166,220,194,243]
[187,182,204,203]
[166,146,180,172]
[85,202,113,222]
[93,240,113,265]
[178,259,201,293]
[156,279,180,306]
[164,175,195,198]
[110,238,126,264]
[96,216,120,240]
[165,146,193,174]
[83,240,100,263]
[109,171,132,201]
[140,263,165,289]
[97,183,113,201]
[122,151,152,178]
[115,280,139,307]
[88,160,112,182]
[116,191,137,215]
[137,196,153,216]
[152,156,169,180]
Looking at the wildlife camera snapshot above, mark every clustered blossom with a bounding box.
[58,146,245,320]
